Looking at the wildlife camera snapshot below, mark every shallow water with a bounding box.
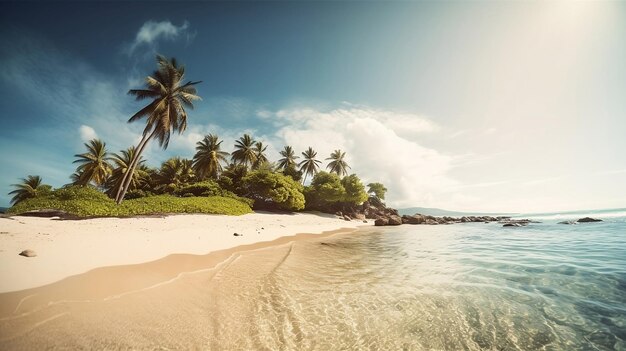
[203,213,626,350]
[1,211,625,350]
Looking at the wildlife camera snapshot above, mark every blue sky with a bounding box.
[1,1,625,212]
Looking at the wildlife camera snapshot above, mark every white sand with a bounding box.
[0,212,370,293]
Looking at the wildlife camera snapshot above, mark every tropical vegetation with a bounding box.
[7,186,251,217]
[115,55,201,204]
[7,55,388,217]
[72,139,112,187]
[326,149,350,177]
[9,175,51,205]
[192,134,229,180]
[231,134,257,169]
[299,147,322,184]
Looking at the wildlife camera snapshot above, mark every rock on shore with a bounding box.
[577,217,603,223]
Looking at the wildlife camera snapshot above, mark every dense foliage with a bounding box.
[7,186,252,217]
[367,182,388,200]
[241,170,305,211]
[304,172,368,212]
[9,175,52,205]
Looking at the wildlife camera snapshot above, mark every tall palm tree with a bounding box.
[193,134,229,179]
[277,146,299,170]
[298,147,322,184]
[326,149,350,177]
[73,139,112,187]
[115,55,201,204]
[9,175,51,205]
[231,134,257,169]
[106,146,147,198]
[252,141,268,169]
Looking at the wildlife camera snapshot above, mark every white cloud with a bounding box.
[78,125,97,141]
[260,106,456,208]
[127,20,191,55]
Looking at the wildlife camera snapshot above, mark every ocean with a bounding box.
[196,208,626,350]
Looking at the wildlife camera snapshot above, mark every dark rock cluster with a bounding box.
[335,197,551,228]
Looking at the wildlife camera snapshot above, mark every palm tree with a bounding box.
[298,147,322,184]
[326,149,350,177]
[9,175,51,205]
[231,134,257,169]
[277,146,299,170]
[69,172,83,185]
[72,139,112,187]
[106,146,147,198]
[155,157,195,193]
[252,141,268,169]
[115,55,201,204]
[193,134,229,179]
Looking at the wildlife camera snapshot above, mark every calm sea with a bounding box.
[203,208,626,350]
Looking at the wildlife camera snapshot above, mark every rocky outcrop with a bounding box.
[343,197,537,228]
[577,217,602,223]
[388,215,403,226]
[374,218,389,226]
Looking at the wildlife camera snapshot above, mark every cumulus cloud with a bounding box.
[259,106,457,208]
[79,125,97,141]
[127,20,191,55]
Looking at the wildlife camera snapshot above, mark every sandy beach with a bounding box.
[0,212,369,293]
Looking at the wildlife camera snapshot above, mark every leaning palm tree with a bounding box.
[298,147,322,184]
[252,141,269,169]
[9,175,51,205]
[326,149,351,177]
[231,134,257,170]
[193,134,229,180]
[106,146,147,198]
[72,139,112,187]
[277,146,299,170]
[115,55,202,204]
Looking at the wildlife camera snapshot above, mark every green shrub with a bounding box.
[7,186,252,217]
[305,172,345,211]
[174,180,225,197]
[125,189,153,200]
[304,172,367,212]
[241,170,305,211]
[341,174,368,205]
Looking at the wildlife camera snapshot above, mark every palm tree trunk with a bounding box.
[114,133,149,202]
[116,130,157,204]
[302,173,308,185]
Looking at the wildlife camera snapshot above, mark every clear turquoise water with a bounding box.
[181,208,626,350]
[219,208,625,350]
[325,209,626,350]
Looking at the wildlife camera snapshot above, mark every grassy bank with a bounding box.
[6,187,252,217]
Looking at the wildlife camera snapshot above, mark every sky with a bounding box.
[0,1,624,213]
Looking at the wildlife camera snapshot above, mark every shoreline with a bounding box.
[0,212,371,294]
